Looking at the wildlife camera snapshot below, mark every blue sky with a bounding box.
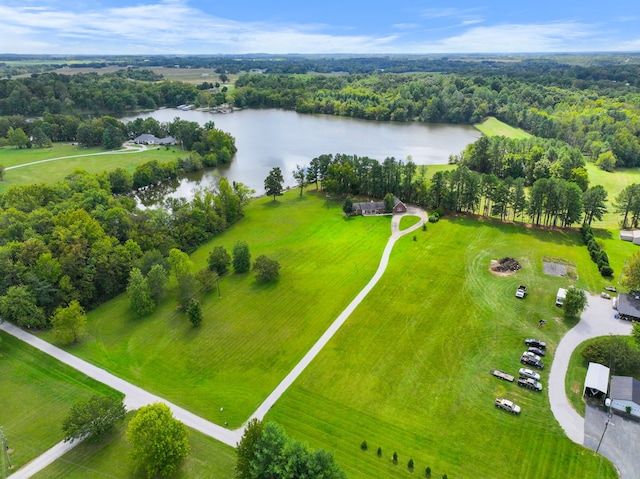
[1,0,638,54]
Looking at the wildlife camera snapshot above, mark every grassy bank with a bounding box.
[475,117,532,139]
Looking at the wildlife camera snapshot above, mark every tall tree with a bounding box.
[0,285,46,328]
[264,167,284,201]
[582,185,608,225]
[208,245,231,275]
[253,255,281,283]
[146,264,168,303]
[51,300,87,344]
[63,395,125,443]
[236,419,265,479]
[187,298,203,327]
[614,184,640,229]
[292,164,306,197]
[127,403,190,478]
[233,241,251,273]
[126,268,155,317]
[621,250,640,291]
[7,126,29,149]
[563,287,587,319]
[306,157,320,190]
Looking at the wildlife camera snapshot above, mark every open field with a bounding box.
[0,332,122,473]
[33,413,236,479]
[585,162,640,229]
[475,116,533,139]
[39,191,391,428]
[267,215,616,478]
[35,191,621,478]
[0,144,183,194]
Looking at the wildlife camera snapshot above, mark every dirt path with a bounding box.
[2,207,428,477]
[5,143,148,171]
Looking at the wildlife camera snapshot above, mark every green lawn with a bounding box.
[0,144,183,194]
[0,332,122,473]
[39,190,391,427]
[267,215,616,479]
[475,117,532,139]
[585,162,640,229]
[33,413,236,479]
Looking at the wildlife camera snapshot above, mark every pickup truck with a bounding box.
[490,369,514,382]
[515,285,527,298]
[517,377,543,391]
[495,398,521,414]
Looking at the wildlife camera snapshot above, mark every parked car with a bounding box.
[520,354,544,369]
[517,377,543,391]
[518,368,541,381]
[524,338,546,349]
[528,347,546,357]
[605,286,617,292]
[495,398,521,414]
[601,292,611,299]
[515,285,527,298]
[522,351,542,361]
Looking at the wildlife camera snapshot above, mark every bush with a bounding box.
[428,215,439,223]
[392,451,398,464]
[360,440,368,451]
[425,466,431,477]
[408,458,414,470]
[377,447,382,457]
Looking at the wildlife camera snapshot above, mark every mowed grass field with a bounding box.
[475,116,532,139]
[33,413,236,479]
[0,144,184,194]
[39,191,391,427]
[35,190,624,478]
[267,215,617,478]
[0,332,122,472]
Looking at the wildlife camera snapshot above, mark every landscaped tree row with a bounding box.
[0,166,252,330]
[232,71,640,166]
[424,166,607,227]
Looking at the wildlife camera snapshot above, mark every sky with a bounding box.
[1,0,639,55]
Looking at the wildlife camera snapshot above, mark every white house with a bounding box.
[609,375,640,418]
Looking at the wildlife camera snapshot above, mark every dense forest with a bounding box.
[0,163,252,328]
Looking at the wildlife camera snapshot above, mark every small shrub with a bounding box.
[377,447,382,457]
[425,466,431,477]
[422,223,427,231]
[442,475,448,479]
[600,265,614,277]
[626,406,632,414]
[392,451,398,464]
[408,458,414,470]
[428,215,439,223]
[360,440,368,451]
[413,235,417,241]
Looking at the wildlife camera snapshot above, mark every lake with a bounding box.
[121,108,481,202]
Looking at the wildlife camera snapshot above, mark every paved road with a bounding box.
[2,207,428,477]
[548,294,632,444]
[5,143,148,171]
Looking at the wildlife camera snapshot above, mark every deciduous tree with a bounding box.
[564,287,587,319]
[253,255,281,283]
[292,164,306,196]
[126,268,155,317]
[621,250,640,291]
[127,403,190,478]
[51,300,87,344]
[187,298,203,327]
[233,241,251,273]
[62,395,125,443]
[208,245,231,275]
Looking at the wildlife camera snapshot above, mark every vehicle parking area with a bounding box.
[584,404,640,479]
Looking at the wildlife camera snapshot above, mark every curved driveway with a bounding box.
[548,295,632,444]
[1,207,427,477]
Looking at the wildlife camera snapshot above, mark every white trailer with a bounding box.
[556,288,567,307]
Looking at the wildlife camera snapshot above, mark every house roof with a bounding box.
[134,133,159,143]
[617,293,640,320]
[583,362,610,395]
[610,375,640,404]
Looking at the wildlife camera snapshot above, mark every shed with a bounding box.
[556,288,567,307]
[609,375,640,418]
[583,362,610,397]
[617,292,640,321]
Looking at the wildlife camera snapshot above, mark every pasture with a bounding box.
[0,332,122,473]
[475,116,532,139]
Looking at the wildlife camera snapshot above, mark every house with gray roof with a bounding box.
[610,375,640,418]
[616,292,640,321]
[352,196,407,216]
[133,134,176,146]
